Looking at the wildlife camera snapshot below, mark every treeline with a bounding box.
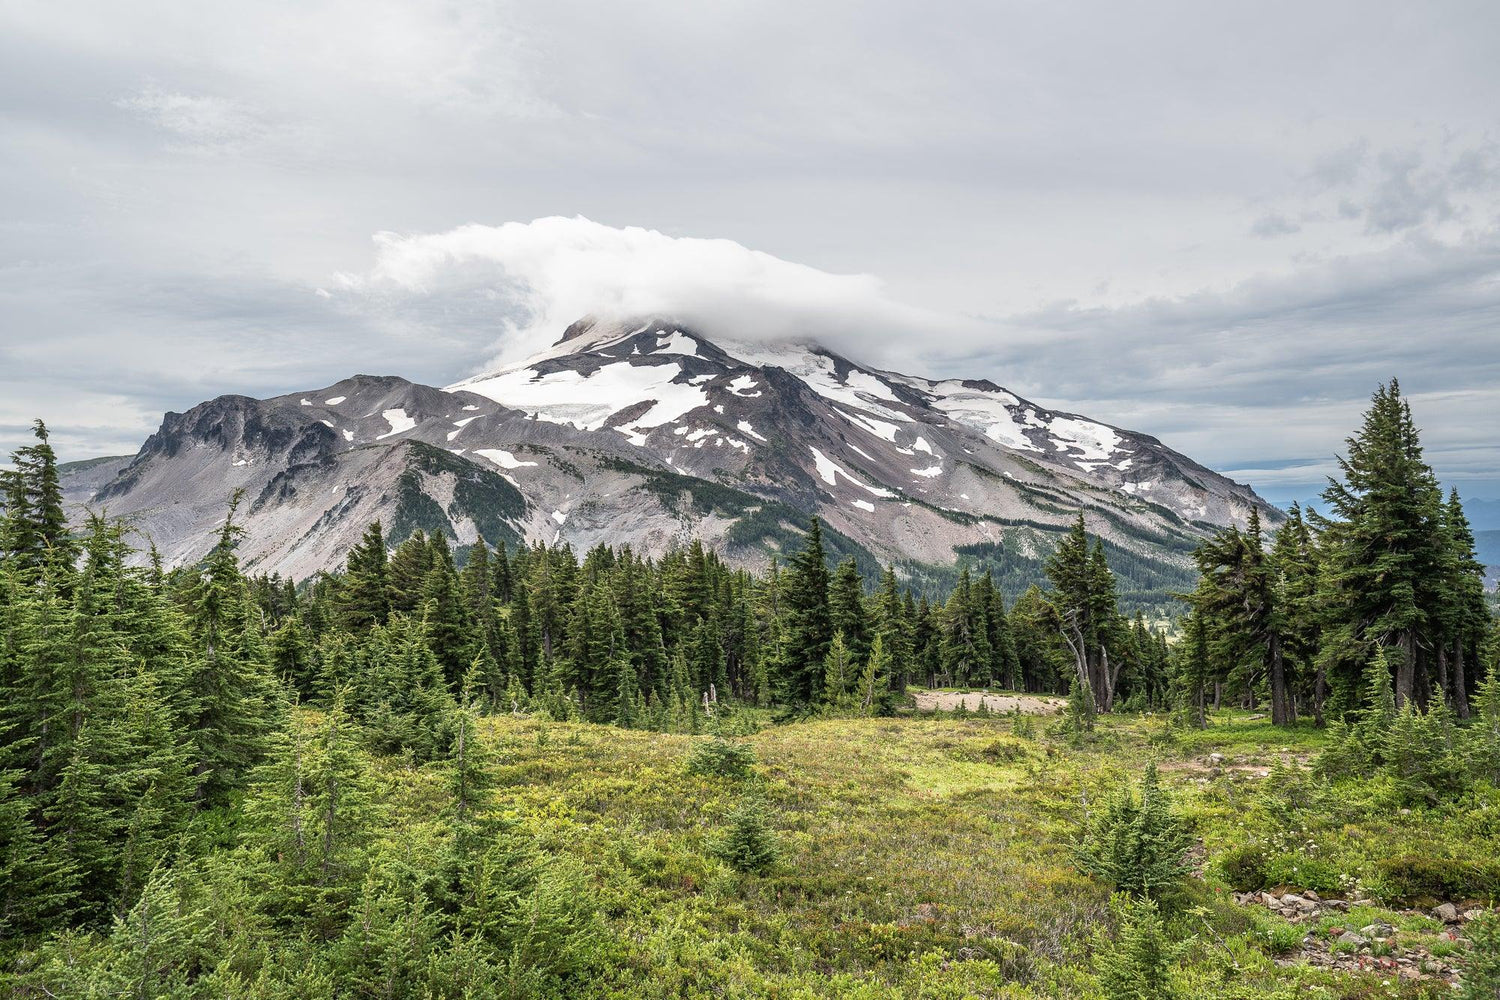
[1180,380,1496,728]
[0,423,602,994]
[0,417,1172,965]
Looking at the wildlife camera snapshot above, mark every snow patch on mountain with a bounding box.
[726,341,909,422]
[920,382,1042,452]
[840,408,901,443]
[653,329,697,356]
[1046,415,1122,461]
[728,375,762,397]
[453,360,708,446]
[809,447,897,498]
[377,408,416,439]
[476,448,537,470]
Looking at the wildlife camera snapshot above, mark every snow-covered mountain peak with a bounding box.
[67,313,1278,591]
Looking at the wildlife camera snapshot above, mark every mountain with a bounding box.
[60,316,1277,606]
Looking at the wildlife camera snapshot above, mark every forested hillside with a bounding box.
[1,379,1497,997]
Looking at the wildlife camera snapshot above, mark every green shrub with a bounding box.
[1073,763,1192,903]
[1261,854,1347,895]
[1371,854,1500,905]
[1215,843,1269,891]
[1244,910,1305,956]
[1095,894,1182,1000]
[686,736,757,780]
[713,798,778,874]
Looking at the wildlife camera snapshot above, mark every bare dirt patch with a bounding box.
[910,691,1067,715]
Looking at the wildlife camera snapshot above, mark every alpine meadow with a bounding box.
[5,2,1500,997]
[2,376,1499,998]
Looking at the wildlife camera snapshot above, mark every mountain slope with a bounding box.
[62,316,1276,603]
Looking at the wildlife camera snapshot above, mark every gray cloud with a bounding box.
[1364,150,1456,233]
[1250,212,1301,238]
[2,0,1499,502]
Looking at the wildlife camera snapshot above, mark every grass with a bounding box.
[420,702,1483,997]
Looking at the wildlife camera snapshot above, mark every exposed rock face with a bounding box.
[63,316,1279,596]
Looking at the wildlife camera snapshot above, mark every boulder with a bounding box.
[1359,922,1396,938]
[1433,903,1460,923]
[1336,931,1368,948]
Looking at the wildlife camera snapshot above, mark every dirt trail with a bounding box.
[911,691,1067,715]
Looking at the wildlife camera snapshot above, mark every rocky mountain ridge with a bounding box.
[61,316,1277,604]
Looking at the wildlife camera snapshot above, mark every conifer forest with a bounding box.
[2,379,1499,999]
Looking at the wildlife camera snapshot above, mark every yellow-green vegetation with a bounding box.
[413,705,1480,998]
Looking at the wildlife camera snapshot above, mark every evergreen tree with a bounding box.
[713,798,777,874]
[0,420,77,583]
[0,768,59,936]
[182,495,275,805]
[340,521,390,631]
[1193,510,1292,725]
[782,518,832,705]
[386,531,434,614]
[1073,763,1191,902]
[1271,504,1323,722]
[448,693,494,860]
[828,557,869,666]
[1319,380,1449,709]
[1096,894,1181,1000]
[873,566,914,693]
[1439,490,1490,719]
[821,631,854,710]
[1046,516,1123,710]
[1461,912,1500,1000]
[857,633,894,715]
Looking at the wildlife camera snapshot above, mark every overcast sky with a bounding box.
[3,0,1498,504]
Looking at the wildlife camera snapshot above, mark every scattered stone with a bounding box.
[1359,922,1396,938]
[1464,909,1485,922]
[1336,931,1368,948]
[1433,903,1460,923]
[1304,889,1320,902]
[1207,752,1224,765]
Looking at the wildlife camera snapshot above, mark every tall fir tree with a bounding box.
[781,518,833,706]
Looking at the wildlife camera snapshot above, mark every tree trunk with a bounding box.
[1454,638,1471,720]
[1101,645,1118,713]
[1437,643,1450,706]
[1313,664,1326,727]
[1268,633,1289,726]
[1394,633,1415,709]
[1212,681,1222,711]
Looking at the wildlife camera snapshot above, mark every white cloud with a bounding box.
[333,216,973,370]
